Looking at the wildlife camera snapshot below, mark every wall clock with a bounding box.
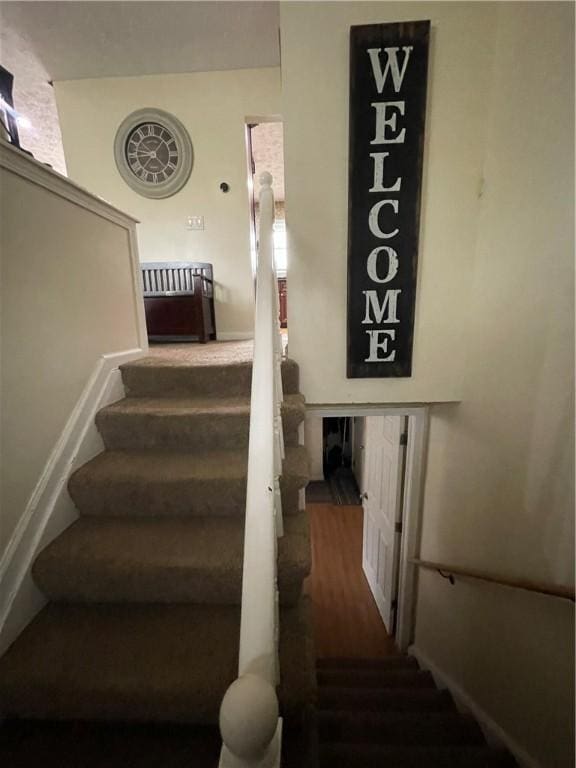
[114,108,193,198]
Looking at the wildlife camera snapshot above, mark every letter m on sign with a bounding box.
[347,20,430,378]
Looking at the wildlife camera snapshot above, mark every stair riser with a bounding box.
[319,745,517,768]
[317,657,419,671]
[32,513,310,607]
[33,568,305,607]
[0,692,224,726]
[318,689,454,712]
[317,669,435,689]
[121,361,300,399]
[70,479,302,518]
[96,409,302,452]
[318,715,484,747]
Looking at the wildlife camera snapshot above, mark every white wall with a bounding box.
[0,145,145,563]
[280,1,496,403]
[414,4,574,767]
[54,68,282,338]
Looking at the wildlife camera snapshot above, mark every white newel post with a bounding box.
[219,172,283,768]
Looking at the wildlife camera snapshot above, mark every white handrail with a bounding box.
[219,172,284,768]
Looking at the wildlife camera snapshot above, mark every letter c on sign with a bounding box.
[368,199,399,239]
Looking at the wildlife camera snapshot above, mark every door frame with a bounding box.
[305,404,429,652]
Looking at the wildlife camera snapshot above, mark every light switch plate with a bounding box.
[186,215,204,230]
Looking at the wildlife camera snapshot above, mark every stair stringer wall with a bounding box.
[409,644,540,768]
[0,348,143,655]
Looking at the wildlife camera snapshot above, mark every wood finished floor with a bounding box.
[305,502,397,659]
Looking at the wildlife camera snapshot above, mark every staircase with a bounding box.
[316,656,517,768]
[0,346,521,767]
[0,346,315,762]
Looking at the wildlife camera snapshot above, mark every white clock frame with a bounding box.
[114,108,193,199]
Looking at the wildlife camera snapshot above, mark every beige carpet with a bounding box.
[0,346,315,729]
[146,340,254,366]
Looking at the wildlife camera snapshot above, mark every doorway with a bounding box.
[304,407,428,657]
[244,119,287,330]
[309,416,359,504]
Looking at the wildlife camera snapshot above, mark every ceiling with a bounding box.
[0,1,280,81]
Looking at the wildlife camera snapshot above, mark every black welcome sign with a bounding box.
[347,20,430,378]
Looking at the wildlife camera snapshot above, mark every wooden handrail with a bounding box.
[410,558,575,602]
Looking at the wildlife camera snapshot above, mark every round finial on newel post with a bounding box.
[219,674,279,763]
[259,171,273,189]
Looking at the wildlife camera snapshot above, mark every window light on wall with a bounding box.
[273,220,287,274]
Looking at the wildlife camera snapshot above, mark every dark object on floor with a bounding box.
[307,470,360,506]
[328,467,360,506]
[141,261,216,343]
[323,416,352,478]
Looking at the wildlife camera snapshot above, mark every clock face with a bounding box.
[114,109,193,198]
[125,122,179,185]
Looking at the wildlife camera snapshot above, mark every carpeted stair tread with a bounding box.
[96,394,305,451]
[317,667,435,689]
[0,602,313,725]
[318,710,484,746]
[121,357,300,398]
[0,347,315,754]
[319,744,517,768]
[69,444,308,517]
[0,719,222,768]
[318,686,455,712]
[32,513,310,606]
[317,656,419,671]
[315,652,519,768]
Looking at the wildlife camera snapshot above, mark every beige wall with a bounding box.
[415,4,574,767]
[281,2,574,766]
[54,68,282,337]
[280,1,497,403]
[0,155,143,561]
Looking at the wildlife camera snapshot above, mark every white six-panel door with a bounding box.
[362,415,407,633]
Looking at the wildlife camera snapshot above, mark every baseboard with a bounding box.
[408,644,541,768]
[0,348,144,655]
[218,332,254,341]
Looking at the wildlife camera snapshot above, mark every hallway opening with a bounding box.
[304,408,428,659]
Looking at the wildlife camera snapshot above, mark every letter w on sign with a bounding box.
[347,20,430,378]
